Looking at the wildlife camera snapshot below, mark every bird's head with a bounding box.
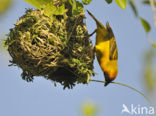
[104,69,118,86]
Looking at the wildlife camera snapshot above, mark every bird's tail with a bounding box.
[87,10,98,23]
[87,10,104,28]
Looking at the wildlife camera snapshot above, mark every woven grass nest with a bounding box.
[5,6,95,89]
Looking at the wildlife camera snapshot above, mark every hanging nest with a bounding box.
[5,4,95,89]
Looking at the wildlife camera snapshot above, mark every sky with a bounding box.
[0,0,156,116]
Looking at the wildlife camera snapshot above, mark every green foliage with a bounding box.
[72,0,84,15]
[82,101,98,116]
[144,67,155,92]
[144,48,156,92]
[129,0,138,17]
[125,0,152,35]
[148,38,156,48]
[115,0,127,9]
[0,38,5,51]
[24,0,51,9]
[152,43,156,48]
[82,0,92,5]
[24,0,85,16]
[105,0,113,4]
[67,0,73,5]
[140,17,151,33]
[44,2,66,16]
[24,0,66,17]
[142,0,156,6]
[0,0,11,15]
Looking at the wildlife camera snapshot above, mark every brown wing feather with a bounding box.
[109,38,118,60]
[106,22,118,60]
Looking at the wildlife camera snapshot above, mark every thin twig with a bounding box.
[146,35,156,48]
[90,79,154,108]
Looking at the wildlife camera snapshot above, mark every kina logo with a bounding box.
[121,104,155,115]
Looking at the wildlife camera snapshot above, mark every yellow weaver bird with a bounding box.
[87,10,118,86]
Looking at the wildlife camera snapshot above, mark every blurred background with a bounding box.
[0,0,156,116]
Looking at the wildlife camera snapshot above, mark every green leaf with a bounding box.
[62,0,68,2]
[142,0,156,6]
[140,17,151,33]
[24,0,51,9]
[25,0,66,17]
[82,101,97,116]
[105,0,113,4]
[152,43,156,48]
[68,0,73,5]
[44,2,66,17]
[0,0,12,15]
[115,0,127,9]
[56,5,66,15]
[129,0,138,17]
[144,49,156,92]
[72,0,83,15]
[144,49,154,63]
[144,67,155,92]
[0,38,5,52]
[82,0,92,5]
[72,58,80,64]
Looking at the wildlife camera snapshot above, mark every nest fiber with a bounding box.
[5,8,94,89]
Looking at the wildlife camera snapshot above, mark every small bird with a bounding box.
[87,10,118,86]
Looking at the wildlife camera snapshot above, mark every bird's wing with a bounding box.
[109,38,118,60]
[106,22,118,60]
